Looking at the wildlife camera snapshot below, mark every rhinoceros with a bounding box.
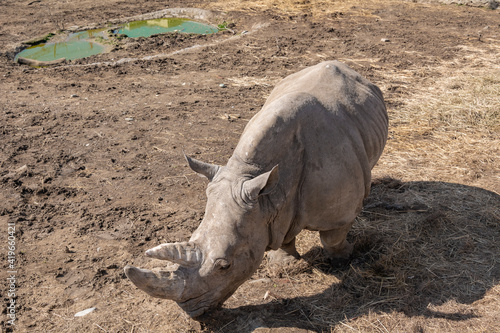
[124,61,388,317]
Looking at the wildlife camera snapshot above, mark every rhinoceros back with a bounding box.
[262,61,388,169]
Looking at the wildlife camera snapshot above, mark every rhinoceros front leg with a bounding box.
[320,221,354,263]
[267,237,300,264]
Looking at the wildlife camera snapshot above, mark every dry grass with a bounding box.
[206,0,401,19]
[376,48,500,192]
[237,178,500,332]
[387,68,500,133]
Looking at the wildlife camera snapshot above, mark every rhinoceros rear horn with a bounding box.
[184,154,220,181]
[145,241,202,268]
[124,265,185,300]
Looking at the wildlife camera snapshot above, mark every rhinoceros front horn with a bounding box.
[145,241,202,268]
[124,265,185,300]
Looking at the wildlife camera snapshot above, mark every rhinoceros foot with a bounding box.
[267,248,300,265]
[319,223,355,266]
[322,239,354,268]
[267,237,300,265]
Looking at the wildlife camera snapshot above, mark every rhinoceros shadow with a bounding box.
[199,179,500,332]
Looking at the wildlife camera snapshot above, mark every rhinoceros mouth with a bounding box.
[178,293,215,318]
[178,285,240,317]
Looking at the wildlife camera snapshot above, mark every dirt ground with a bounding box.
[1,0,499,332]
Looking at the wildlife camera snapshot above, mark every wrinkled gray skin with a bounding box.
[125,61,388,318]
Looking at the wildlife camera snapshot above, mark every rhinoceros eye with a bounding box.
[214,258,231,271]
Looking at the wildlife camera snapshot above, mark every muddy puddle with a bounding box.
[115,18,219,38]
[15,29,109,63]
[15,18,219,65]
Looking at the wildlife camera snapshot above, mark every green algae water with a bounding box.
[15,18,219,64]
[15,40,106,62]
[15,28,108,63]
[115,18,218,37]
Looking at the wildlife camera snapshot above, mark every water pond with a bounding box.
[115,18,219,38]
[15,18,219,65]
[15,29,108,63]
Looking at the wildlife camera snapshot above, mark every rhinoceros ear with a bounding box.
[184,154,220,181]
[243,165,279,201]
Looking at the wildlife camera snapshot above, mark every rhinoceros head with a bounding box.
[125,155,279,317]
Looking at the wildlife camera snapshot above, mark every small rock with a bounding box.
[223,113,241,121]
[74,307,96,317]
[249,278,271,284]
[3,164,28,181]
[124,117,134,121]
[70,94,78,98]
[381,38,390,43]
[219,83,227,88]
[16,164,28,175]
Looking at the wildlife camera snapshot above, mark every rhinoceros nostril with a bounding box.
[214,258,231,270]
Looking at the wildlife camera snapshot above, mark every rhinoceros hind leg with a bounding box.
[320,222,354,263]
[268,237,300,264]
